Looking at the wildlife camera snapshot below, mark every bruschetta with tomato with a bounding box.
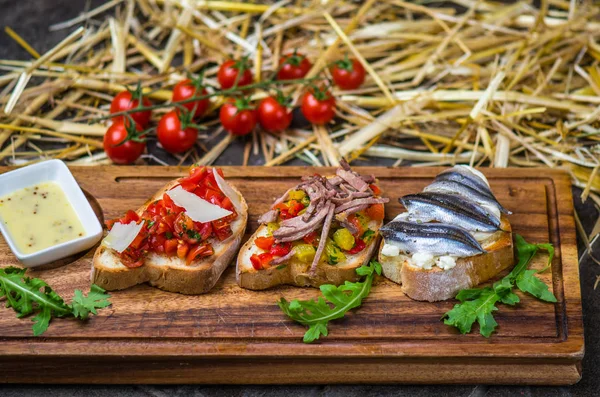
[92,166,248,294]
[237,160,388,290]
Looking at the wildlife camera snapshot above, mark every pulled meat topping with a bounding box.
[260,159,389,274]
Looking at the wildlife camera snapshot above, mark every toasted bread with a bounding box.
[378,216,514,302]
[237,218,382,290]
[91,179,248,295]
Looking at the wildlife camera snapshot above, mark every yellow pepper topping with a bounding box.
[288,189,306,201]
[294,244,316,263]
[333,228,355,251]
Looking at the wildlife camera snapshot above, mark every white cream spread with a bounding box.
[381,243,400,257]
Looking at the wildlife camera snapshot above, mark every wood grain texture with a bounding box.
[0,166,584,385]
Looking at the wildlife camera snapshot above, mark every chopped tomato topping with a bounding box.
[250,253,274,270]
[105,165,237,267]
[302,231,318,246]
[347,238,366,254]
[369,183,381,196]
[255,236,275,251]
[347,214,365,236]
[270,242,292,257]
[186,243,214,265]
[365,203,385,221]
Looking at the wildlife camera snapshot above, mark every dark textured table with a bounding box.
[1,1,599,396]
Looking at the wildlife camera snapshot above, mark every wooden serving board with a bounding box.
[0,166,583,385]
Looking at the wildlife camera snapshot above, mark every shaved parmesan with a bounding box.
[102,221,145,253]
[213,168,242,212]
[166,186,232,223]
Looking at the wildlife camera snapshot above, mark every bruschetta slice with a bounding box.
[92,166,248,294]
[237,160,388,290]
[378,165,514,302]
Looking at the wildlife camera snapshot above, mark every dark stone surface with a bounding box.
[0,1,599,396]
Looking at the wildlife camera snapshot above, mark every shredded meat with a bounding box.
[258,209,278,224]
[258,159,385,268]
[310,203,335,275]
[335,197,389,214]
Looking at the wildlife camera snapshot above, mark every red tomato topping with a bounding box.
[250,253,274,270]
[255,236,275,251]
[369,183,381,196]
[365,203,385,221]
[302,231,318,246]
[105,166,236,268]
[347,238,366,254]
[270,242,292,257]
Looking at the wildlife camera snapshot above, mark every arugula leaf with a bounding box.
[444,287,499,336]
[516,270,557,302]
[278,261,382,343]
[442,234,557,337]
[0,267,111,335]
[70,285,112,320]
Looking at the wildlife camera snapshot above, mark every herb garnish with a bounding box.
[442,234,556,337]
[0,267,111,336]
[278,260,381,343]
[186,229,201,240]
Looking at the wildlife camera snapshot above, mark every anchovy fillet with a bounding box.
[423,180,504,219]
[435,166,494,199]
[400,192,501,232]
[380,221,485,257]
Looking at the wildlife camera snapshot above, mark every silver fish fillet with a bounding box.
[435,165,493,196]
[400,192,501,232]
[380,221,485,257]
[423,180,505,219]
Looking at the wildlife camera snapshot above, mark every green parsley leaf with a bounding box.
[0,267,111,336]
[278,261,381,343]
[186,229,201,240]
[361,229,376,243]
[146,220,155,229]
[165,231,173,239]
[276,264,287,270]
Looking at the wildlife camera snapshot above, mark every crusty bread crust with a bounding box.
[378,216,514,302]
[237,220,382,290]
[91,178,248,295]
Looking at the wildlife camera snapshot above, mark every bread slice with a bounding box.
[91,179,248,295]
[237,218,382,290]
[378,216,514,302]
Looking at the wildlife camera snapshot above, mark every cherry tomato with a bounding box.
[277,52,312,81]
[110,90,152,127]
[217,59,253,89]
[257,96,292,132]
[219,98,257,136]
[330,58,366,90]
[157,110,198,154]
[172,79,209,119]
[103,120,146,165]
[301,89,336,125]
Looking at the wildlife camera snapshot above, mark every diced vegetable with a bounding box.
[333,228,355,251]
[365,203,385,221]
[302,231,318,246]
[288,190,306,201]
[347,238,366,254]
[369,183,381,196]
[325,239,346,265]
[361,229,376,243]
[270,242,292,257]
[300,195,310,207]
[267,222,280,236]
[255,236,275,251]
[294,244,316,263]
[250,253,274,270]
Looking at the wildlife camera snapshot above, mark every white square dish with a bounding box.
[0,159,103,267]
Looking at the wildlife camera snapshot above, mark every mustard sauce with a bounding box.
[0,182,86,254]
